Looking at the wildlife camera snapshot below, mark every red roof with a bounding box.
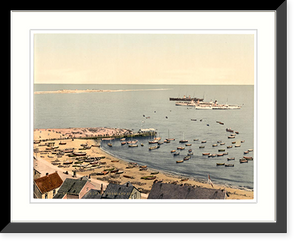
[34,172,63,194]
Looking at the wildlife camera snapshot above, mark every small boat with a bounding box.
[128,144,138,147]
[185,143,192,146]
[111,160,119,162]
[183,156,191,161]
[59,142,67,145]
[107,143,112,147]
[220,142,225,145]
[141,176,156,180]
[248,149,253,152]
[218,149,225,152]
[116,170,124,174]
[239,158,248,163]
[164,140,170,143]
[223,152,228,155]
[179,140,188,143]
[129,162,137,165]
[230,134,236,136]
[120,138,126,141]
[188,149,193,152]
[157,142,164,145]
[181,178,189,181]
[121,141,127,145]
[225,164,234,167]
[244,150,249,154]
[191,119,197,121]
[227,145,233,148]
[202,153,210,156]
[123,175,134,179]
[243,156,253,160]
[139,168,148,171]
[199,146,205,148]
[173,152,180,156]
[241,140,245,143]
[99,171,108,175]
[149,146,159,150]
[232,141,236,144]
[110,169,119,173]
[217,140,222,143]
[187,152,193,156]
[171,150,176,153]
[149,140,158,144]
[63,160,73,165]
[235,131,239,134]
[217,153,224,157]
[151,171,159,175]
[228,136,235,139]
[166,138,175,141]
[140,165,147,169]
[210,154,217,158]
[227,157,235,161]
[177,146,185,150]
[235,145,241,147]
[216,163,225,166]
[193,139,199,141]
[91,144,100,147]
[226,128,234,133]
[141,143,144,146]
[212,144,218,147]
[201,140,207,143]
[176,160,184,163]
[73,152,87,156]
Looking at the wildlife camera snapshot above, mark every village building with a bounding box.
[147,182,227,199]
[81,189,103,199]
[34,172,63,199]
[101,181,141,199]
[53,177,95,199]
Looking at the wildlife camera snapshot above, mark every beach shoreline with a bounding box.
[33,128,254,200]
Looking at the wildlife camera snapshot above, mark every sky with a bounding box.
[34,33,254,85]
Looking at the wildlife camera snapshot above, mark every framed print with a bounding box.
[4,2,287,233]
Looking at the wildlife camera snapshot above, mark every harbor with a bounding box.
[33,127,254,199]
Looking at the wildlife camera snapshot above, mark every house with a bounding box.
[101,181,141,199]
[81,189,103,199]
[147,182,227,199]
[34,172,63,199]
[53,177,95,199]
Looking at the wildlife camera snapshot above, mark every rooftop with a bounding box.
[34,172,63,194]
[147,182,226,199]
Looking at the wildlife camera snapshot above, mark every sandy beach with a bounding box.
[33,128,254,199]
[34,88,169,95]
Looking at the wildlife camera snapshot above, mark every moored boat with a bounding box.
[225,164,234,167]
[227,157,235,161]
[176,160,184,163]
[202,153,210,156]
[239,158,248,163]
[216,163,225,166]
[73,152,87,156]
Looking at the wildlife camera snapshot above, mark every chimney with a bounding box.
[100,183,103,195]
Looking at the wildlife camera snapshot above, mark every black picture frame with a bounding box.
[4,2,287,233]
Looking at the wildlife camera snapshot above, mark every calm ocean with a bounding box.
[34,84,254,189]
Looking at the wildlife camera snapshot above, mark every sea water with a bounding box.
[34,84,254,189]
